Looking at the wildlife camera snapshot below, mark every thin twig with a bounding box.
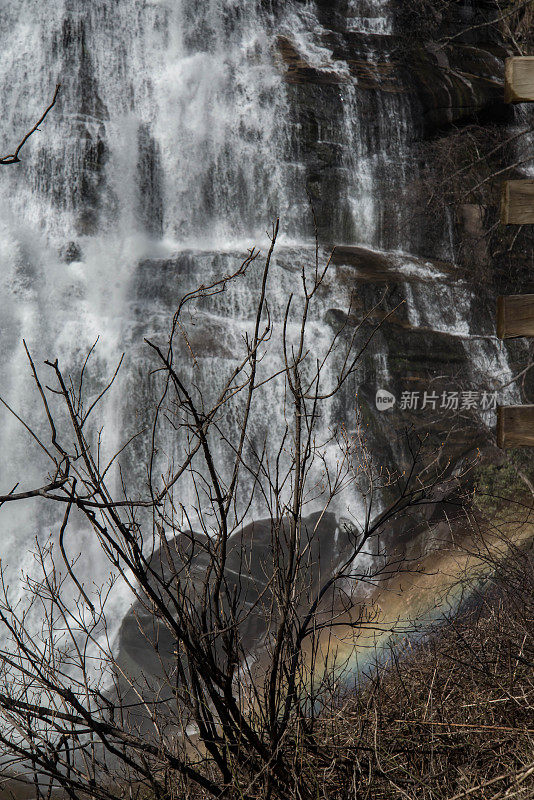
[0,84,60,165]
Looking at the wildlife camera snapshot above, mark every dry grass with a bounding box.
[178,519,534,799]
[310,531,534,799]
[3,520,533,800]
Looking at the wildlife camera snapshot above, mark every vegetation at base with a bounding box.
[173,530,534,799]
[474,451,534,516]
[14,521,526,800]
[335,539,533,799]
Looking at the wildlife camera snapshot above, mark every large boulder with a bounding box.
[112,511,351,726]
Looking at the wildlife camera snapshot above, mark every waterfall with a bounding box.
[0,0,519,648]
[0,0,348,634]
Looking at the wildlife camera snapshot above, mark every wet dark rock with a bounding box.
[49,16,110,234]
[60,240,83,263]
[324,245,506,492]
[112,511,348,727]
[137,124,164,238]
[275,0,516,254]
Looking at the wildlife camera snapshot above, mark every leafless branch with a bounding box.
[0,84,60,165]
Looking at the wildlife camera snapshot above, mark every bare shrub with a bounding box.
[0,223,457,799]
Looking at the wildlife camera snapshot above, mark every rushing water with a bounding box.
[0,0,519,647]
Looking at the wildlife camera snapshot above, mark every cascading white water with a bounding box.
[0,0,520,645]
[0,0,360,632]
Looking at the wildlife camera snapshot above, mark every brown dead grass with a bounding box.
[308,526,534,799]
[3,516,533,800]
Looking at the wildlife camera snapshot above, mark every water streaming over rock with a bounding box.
[0,0,519,645]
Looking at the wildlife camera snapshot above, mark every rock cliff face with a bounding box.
[262,0,534,486]
[273,0,513,252]
[118,1,531,498]
[1,0,533,680]
[83,0,534,714]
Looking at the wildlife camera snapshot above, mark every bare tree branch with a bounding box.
[0,84,60,165]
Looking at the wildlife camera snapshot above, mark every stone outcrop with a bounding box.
[113,511,348,726]
[113,0,534,702]
[271,0,530,270]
